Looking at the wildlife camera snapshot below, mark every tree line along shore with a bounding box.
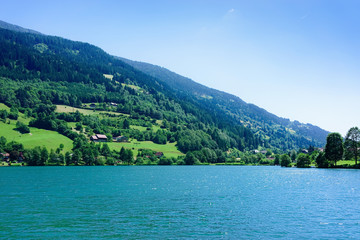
[1,116,358,168]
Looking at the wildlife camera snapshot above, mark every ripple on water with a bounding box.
[1,166,360,239]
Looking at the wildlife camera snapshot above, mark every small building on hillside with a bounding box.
[90,135,98,141]
[91,134,108,142]
[155,152,164,158]
[112,136,128,142]
[301,149,309,154]
[1,153,10,161]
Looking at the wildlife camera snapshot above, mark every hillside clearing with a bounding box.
[55,105,125,116]
[0,103,10,111]
[130,125,161,132]
[121,83,141,91]
[103,74,113,80]
[106,140,184,158]
[0,120,73,152]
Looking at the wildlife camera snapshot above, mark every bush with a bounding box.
[176,159,186,165]
[158,157,173,165]
[106,157,116,165]
[259,158,273,165]
[95,156,106,165]
[134,157,144,165]
[8,112,18,120]
[315,152,329,168]
[15,121,30,134]
[296,153,311,168]
[184,152,198,165]
[0,110,8,119]
[280,154,291,167]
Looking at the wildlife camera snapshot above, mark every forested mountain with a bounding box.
[119,58,329,149]
[0,20,42,35]
[0,22,259,159]
[0,20,327,163]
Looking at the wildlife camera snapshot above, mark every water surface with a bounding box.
[1,166,360,239]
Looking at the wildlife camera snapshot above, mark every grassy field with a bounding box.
[55,105,125,116]
[103,74,113,80]
[130,125,161,132]
[106,139,184,158]
[337,160,357,166]
[0,120,73,152]
[0,103,30,124]
[121,83,141,91]
[67,122,77,128]
[130,125,148,131]
[0,103,10,111]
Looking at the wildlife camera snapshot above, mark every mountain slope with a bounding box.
[0,22,260,159]
[119,58,329,149]
[0,20,327,155]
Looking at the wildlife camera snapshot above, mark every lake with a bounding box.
[1,166,360,239]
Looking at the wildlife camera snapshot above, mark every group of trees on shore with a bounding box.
[323,127,359,167]
[279,127,360,168]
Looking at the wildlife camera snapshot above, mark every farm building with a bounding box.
[90,134,108,142]
[155,152,164,157]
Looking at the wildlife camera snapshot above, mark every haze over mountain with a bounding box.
[0,20,328,153]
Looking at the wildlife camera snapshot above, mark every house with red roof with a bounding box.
[90,134,108,142]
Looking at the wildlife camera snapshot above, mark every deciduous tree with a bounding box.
[344,127,360,165]
[296,153,311,168]
[325,133,343,166]
[280,154,291,167]
[315,151,328,168]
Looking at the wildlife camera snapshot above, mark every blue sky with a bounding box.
[1,0,360,135]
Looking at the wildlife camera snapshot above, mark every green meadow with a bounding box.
[130,125,161,132]
[55,105,125,116]
[336,160,357,167]
[103,74,114,80]
[0,103,10,111]
[121,83,141,91]
[106,139,184,158]
[0,104,30,123]
[0,120,73,152]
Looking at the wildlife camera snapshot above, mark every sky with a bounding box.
[1,0,360,135]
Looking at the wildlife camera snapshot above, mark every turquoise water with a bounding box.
[1,166,360,239]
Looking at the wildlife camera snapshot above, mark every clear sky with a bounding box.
[1,0,360,135]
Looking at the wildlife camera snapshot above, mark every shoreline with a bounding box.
[1,162,359,169]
